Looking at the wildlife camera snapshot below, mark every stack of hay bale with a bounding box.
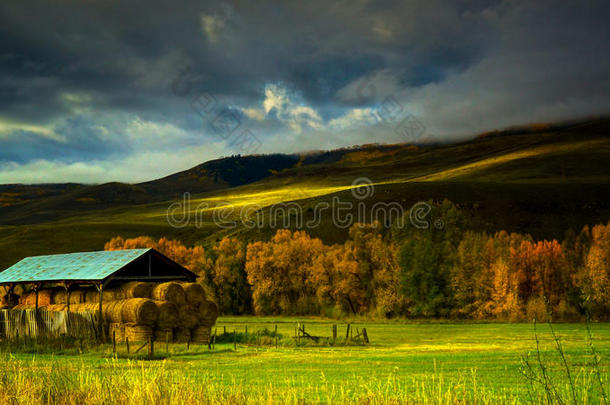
[10,281,218,343]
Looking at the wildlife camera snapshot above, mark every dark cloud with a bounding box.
[0,0,609,183]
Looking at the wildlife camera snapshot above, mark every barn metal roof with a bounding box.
[0,249,151,283]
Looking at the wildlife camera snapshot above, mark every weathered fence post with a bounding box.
[166,331,170,354]
[233,329,237,351]
[148,336,154,359]
[345,323,351,342]
[113,331,116,354]
[333,324,337,344]
[126,337,130,354]
[362,328,369,344]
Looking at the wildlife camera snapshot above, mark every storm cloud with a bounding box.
[1,0,609,183]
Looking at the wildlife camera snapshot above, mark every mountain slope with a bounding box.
[0,117,609,269]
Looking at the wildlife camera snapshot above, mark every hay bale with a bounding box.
[154,301,179,328]
[179,305,200,329]
[68,290,87,304]
[20,290,54,307]
[52,290,89,304]
[109,323,125,342]
[103,301,125,323]
[44,304,68,311]
[199,300,219,326]
[154,328,173,342]
[151,282,185,305]
[1,292,19,309]
[182,283,206,306]
[124,324,152,342]
[173,327,191,343]
[121,282,153,299]
[121,298,158,326]
[51,290,67,304]
[191,326,212,344]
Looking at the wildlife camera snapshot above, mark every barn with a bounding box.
[0,249,218,343]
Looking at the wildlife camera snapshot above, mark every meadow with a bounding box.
[1,317,608,404]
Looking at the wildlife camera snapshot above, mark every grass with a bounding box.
[0,317,608,404]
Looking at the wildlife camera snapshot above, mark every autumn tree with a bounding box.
[246,230,326,315]
[577,222,610,318]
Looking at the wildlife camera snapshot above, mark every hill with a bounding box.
[0,117,609,269]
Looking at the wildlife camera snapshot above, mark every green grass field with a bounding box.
[2,318,609,404]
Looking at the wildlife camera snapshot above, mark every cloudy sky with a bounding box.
[1,0,609,184]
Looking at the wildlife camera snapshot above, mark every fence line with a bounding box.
[0,309,97,339]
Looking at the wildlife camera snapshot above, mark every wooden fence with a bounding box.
[0,309,97,340]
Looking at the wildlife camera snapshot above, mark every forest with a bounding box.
[105,200,610,321]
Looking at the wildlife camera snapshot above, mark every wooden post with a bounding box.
[113,331,116,353]
[245,324,248,334]
[233,329,237,351]
[97,283,104,341]
[64,284,71,313]
[223,325,226,334]
[345,323,351,342]
[166,331,169,354]
[34,287,39,312]
[333,324,337,344]
[126,337,130,354]
[362,328,369,344]
[149,336,154,359]
[274,324,278,335]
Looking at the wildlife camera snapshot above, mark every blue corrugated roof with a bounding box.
[0,249,151,283]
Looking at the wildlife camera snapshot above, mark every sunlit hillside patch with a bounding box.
[401,139,609,183]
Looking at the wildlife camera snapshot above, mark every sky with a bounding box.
[1,0,609,184]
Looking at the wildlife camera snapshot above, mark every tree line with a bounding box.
[105,200,610,320]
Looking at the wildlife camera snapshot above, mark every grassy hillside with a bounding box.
[0,118,609,269]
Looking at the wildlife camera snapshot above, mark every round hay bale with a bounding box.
[154,328,173,342]
[51,290,68,304]
[182,283,206,306]
[154,301,179,328]
[121,298,158,326]
[179,305,200,329]
[151,282,185,305]
[191,326,211,344]
[125,324,152,342]
[1,292,19,309]
[121,282,153,299]
[173,327,191,343]
[68,290,86,305]
[109,323,125,342]
[103,301,125,323]
[199,300,219,326]
[43,304,68,312]
[21,290,53,307]
[84,290,98,303]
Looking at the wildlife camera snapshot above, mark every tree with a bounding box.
[578,222,610,318]
[245,230,325,315]
[396,200,466,317]
[208,237,251,314]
